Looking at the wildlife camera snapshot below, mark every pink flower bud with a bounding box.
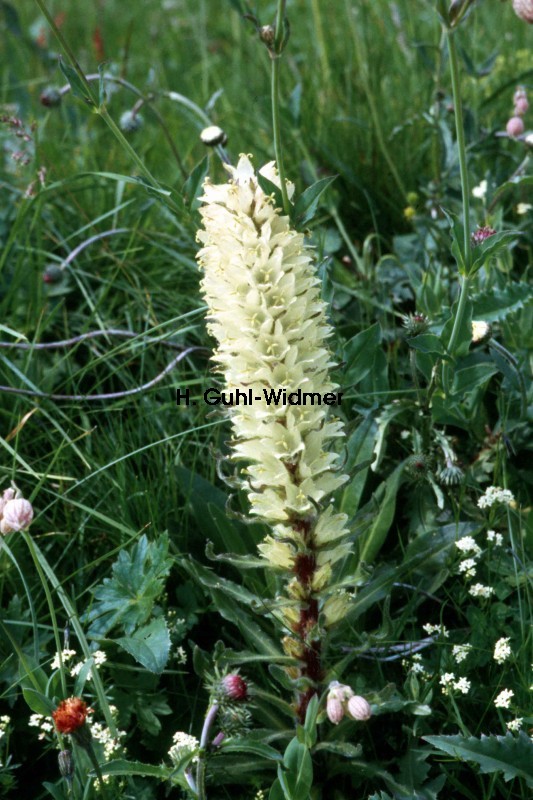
[221,673,248,701]
[0,498,34,534]
[471,226,496,246]
[506,116,525,137]
[512,0,533,23]
[326,694,345,724]
[346,695,372,722]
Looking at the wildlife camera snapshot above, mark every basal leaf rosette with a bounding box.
[196,156,352,676]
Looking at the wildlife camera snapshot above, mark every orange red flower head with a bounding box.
[52,697,91,734]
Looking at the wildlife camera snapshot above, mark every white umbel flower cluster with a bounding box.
[196,155,350,627]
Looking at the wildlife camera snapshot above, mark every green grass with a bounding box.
[1,0,532,798]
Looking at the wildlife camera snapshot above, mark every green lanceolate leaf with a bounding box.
[115,617,171,674]
[342,322,382,388]
[97,759,172,779]
[58,57,96,107]
[406,333,448,357]
[293,175,337,227]
[442,208,468,274]
[451,363,498,396]
[357,462,405,565]
[277,737,313,800]
[221,739,283,761]
[470,230,521,276]
[182,155,209,211]
[440,295,473,359]
[424,732,533,787]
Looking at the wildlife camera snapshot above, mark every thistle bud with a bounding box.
[471,226,496,246]
[512,0,533,23]
[200,125,227,147]
[506,116,525,138]
[221,673,248,701]
[0,498,34,534]
[119,110,143,133]
[403,312,430,337]
[346,695,372,722]
[40,87,62,108]
[259,25,276,48]
[405,454,430,481]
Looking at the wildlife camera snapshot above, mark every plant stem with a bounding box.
[442,27,472,391]
[271,0,291,214]
[196,702,219,800]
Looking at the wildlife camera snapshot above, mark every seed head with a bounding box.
[200,125,227,147]
[119,110,143,133]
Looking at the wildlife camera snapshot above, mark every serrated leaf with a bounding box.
[97,758,172,780]
[59,57,96,106]
[85,534,172,637]
[472,283,532,322]
[470,230,521,275]
[116,617,170,673]
[314,741,363,758]
[293,175,337,227]
[424,732,533,787]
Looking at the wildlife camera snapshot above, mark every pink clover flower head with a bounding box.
[0,498,34,534]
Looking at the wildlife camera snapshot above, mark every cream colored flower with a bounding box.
[196,155,351,626]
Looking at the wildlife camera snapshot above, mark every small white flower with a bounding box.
[472,179,488,200]
[487,530,503,546]
[92,650,107,666]
[423,623,450,638]
[51,649,77,670]
[469,583,495,598]
[440,672,456,695]
[70,661,84,678]
[176,646,187,665]
[478,486,515,509]
[455,536,481,556]
[458,558,477,578]
[494,688,514,708]
[453,677,471,694]
[507,718,523,732]
[168,731,199,765]
[493,637,512,664]
[516,203,532,215]
[452,644,472,664]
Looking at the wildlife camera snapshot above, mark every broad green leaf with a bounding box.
[406,334,447,357]
[314,741,363,758]
[278,738,313,800]
[470,230,521,275]
[424,732,533,787]
[342,323,381,388]
[116,617,170,674]
[293,175,337,227]
[303,694,319,748]
[221,739,282,761]
[472,283,532,322]
[59,58,96,106]
[452,363,498,396]
[85,533,172,637]
[97,759,172,779]
[357,462,405,565]
[22,687,55,716]
[340,412,377,515]
[269,779,286,800]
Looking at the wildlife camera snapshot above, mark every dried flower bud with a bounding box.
[200,125,227,147]
[438,463,465,486]
[221,673,248,701]
[259,25,276,48]
[52,697,91,735]
[471,320,492,345]
[0,498,34,534]
[346,695,372,721]
[506,116,525,137]
[471,226,496,246]
[40,87,62,108]
[58,749,74,780]
[119,110,143,133]
[512,0,533,23]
